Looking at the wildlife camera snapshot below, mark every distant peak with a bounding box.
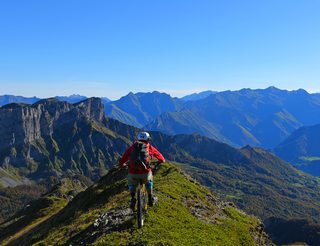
[264,86,307,94]
[239,145,259,159]
[266,86,279,90]
[70,94,85,97]
[241,145,254,151]
[294,88,309,94]
[123,92,136,99]
[263,86,286,93]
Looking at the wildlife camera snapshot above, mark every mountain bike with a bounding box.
[136,161,161,228]
[117,160,161,228]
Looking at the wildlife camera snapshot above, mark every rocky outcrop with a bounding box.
[0,98,111,182]
[0,98,104,149]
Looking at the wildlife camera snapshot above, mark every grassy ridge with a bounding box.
[0,163,271,246]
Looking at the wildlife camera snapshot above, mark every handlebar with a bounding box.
[113,160,163,172]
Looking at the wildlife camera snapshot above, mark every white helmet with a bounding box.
[137,131,151,141]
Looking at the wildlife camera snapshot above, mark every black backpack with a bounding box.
[130,141,150,170]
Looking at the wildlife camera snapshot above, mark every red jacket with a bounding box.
[119,141,165,174]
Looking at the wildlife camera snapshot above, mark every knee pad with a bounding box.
[146,179,153,189]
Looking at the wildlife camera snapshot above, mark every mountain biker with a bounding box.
[119,131,165,210]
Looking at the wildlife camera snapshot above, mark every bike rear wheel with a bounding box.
[137,184,145,228]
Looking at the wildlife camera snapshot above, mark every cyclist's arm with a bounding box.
[119,145,134,168]
[149,145,165,163]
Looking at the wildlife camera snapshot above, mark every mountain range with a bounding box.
[3,87,320,150]
[1,97,320,244]
[147,87,320,148]
[102,87,320,149]
[0,94,110,107]
[0,95,40,106]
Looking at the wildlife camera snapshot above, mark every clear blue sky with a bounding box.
[0,0,320,99]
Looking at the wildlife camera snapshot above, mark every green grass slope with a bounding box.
[178,146,320,222]
[0,163,271,246]
[0,177,89,245]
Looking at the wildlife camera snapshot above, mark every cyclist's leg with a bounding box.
[145,172,153,195]
[127,173,139,209]
[144,172,156,206]
[128,173,138,193]
[133,172,155,206]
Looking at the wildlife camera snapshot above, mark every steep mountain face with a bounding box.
[104,91,183,127]
[147,87,320,148]
[0,98,132,184]
[0,167,32,187]
[0,95,40,107]
[274,123,320,176]
[0,163,272,246]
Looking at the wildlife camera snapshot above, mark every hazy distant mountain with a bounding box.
[54,94,88,103]
[54,94,110,104]
[0,95,40,106]
[274,124,320,176]
[147,87,320,148]
[181,90,216,101]
[101,97,111,103]
[104,91,183,127]
[0,94,111,108]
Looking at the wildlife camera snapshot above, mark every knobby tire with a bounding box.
[137,185,144,228]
